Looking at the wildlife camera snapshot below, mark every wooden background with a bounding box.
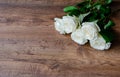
[0,0,120,77]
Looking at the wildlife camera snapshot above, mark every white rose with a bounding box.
[54,18,65,34]
[71,28,88,45]
[81,22,100,40]
[54,16,78,34]
[90,34,111,50]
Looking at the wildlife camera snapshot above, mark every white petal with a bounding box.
[105,43,111,49]
[63,16,78,34]
[90,35,111,50]
[95,23,101,32]
[54,16,79,34]
[71,29,88,45]
[82,22,100,40]
[54,18,65,34]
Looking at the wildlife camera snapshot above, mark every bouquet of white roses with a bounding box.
[54,0,115,50]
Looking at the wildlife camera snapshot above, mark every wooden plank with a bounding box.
[0,0,83,6]
[0,0,119,6]
[0,1,119,77]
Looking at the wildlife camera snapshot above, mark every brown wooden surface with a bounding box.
[0,0,83,6]
[0,0,120,77]
[0,0,119,6]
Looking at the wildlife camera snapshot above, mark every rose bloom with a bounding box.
[81,22,100,40]
[54,18,65,34]
[90,34,111,50]
[54,16,78,34]
[71,28,88,45]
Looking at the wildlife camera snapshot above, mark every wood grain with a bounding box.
[0,0,120,77]
[0,0,119,6]
[0,0,83,6]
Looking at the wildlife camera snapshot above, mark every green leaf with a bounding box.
[100,14,105,20]
[104,20,115,29]
[76,1,92,13]
[76,1,91,9]
[95,4,102,10]
[93,2,102,10]
[79,12,90,23]
[85,3,92,9]
[79,7,88,13]
[96,5,101,10]
[98,7,111,18]
[68,10,80,16]
[100,30,114,43]
[63,6,78,13]
[83,11,98,22]
[100,6,107,14]
[105,0,112,4]
[97,20,105,30]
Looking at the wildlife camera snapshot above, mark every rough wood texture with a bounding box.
[0,0,83,6]
[0,0,120,77]
[0,0,119,6]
